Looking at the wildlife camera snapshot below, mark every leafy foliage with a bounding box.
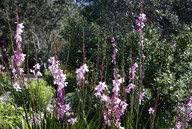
[0,74,11,95]
[26,79,55,110]
[0,99,23,128]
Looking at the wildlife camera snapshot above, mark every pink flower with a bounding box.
[95,91,101,98]
[188,112,192,120]
[16,27,23,35]
[95,82,107,93]
[48,57,55,64]
[139,92,145,100]
[31,63,42,80]
[186,101,192,110]
[189,96,192,101]
[33,63,40,70]
[142,52,146,59]
[173,41,176,50]
[34,71,42,80]
[68,117,78,125]
[176,121,182,129]
[76,64,89,86]
[129,64,138,79]
[140,22,145,28]
[136,20,145,28]
[0,65,5,70]
[114,48,118,53]
[125,83,135,93]
[20,53,26,61]
[30,69,35,75]
[148,107,155,114]
[57,104,71,118]
[31,117,40,126]
[111,37,115,42]
[18,68,24,75]
[136,19,141,25]
[112,43,116,47]
[133,63,138,69]
[14,34,22,43]
[120,101,128,111]
[180,107,185,112]
[138,92,145,104]
[16,23,24,35]
[136,28,141,34]
[101,94,108,102]
[163,39,166,43]
[13,82,21,91]
[125,87,131,93]
[3,46,6,51]
[139,13,146,21]
[17,23,24,29]
[111,53,116,60]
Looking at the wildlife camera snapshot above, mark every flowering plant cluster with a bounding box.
[31,114,40,126]
[48,57,77,125]
[111,37,118,64]
[175,94,192,129]
[95,37,128,129]
[9,20,25,91]
[76,64,89,86]
[95,79,128,129]
[126,63,138,93]
[136,13,146,34]
[49,57,68,112]
[1,1,192,128]
[136,12,146,59]
[30,63,42,80]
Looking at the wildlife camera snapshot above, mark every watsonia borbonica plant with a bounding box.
[1,1,191,128]
[1,3,148,129]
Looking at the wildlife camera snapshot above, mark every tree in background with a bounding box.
[0,0,77,69]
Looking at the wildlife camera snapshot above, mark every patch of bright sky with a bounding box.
[74,0,94,7]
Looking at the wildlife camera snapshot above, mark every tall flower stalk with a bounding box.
[10,18,25,91]
[5,9,32,128]
[95,37,128,129]
[131,1,146,128]
[49,57,77,125]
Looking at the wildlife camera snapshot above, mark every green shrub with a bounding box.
[0,99,23,128]
[26,79,55,110]
[0,74,11,95]
[43,69,57,90]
